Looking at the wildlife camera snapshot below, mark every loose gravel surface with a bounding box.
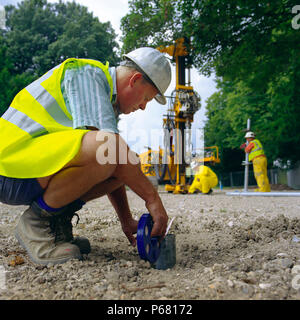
[1,187,300,300]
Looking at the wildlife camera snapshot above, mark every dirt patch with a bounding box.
[0,188,300,300]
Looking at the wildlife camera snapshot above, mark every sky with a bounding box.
[1,0,217,153]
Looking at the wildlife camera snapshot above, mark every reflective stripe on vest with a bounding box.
[249,139,265,161]
[25,64,73,128]
[2,107,47,137]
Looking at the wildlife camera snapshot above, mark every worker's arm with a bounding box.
[245,142,254,153]
[112,135,169,239]
[113,163,168,238]
[107,185,138,246]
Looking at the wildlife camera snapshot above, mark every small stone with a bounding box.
[93,285,106,293]
[276,253,289,258]
[227,279,234,287]
[291,265,300,274]
[124,268,138,279]
[212,263,223,272]
[126,261,133,267]
[36,277,46,284]
[203,267,213,274]
[259,283,272,289]
[279,258,294,269]
[242,285,250,294]
[120,259,127,266]
[160,287,173,298]
[107,284,114,291]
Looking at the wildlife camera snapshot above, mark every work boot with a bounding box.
[33,199,91,254]
[54,208,91,255]
[15,201,82,265]
[59,199,91,255]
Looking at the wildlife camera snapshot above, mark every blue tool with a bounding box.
[137,213,161,264]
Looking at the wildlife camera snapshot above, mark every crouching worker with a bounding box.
[188,164,218,195]
[0,48,171,265]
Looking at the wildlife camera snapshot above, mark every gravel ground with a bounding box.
[1,186,300,300]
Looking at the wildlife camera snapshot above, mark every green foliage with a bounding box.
[205,67,300,168]
[121,0,177,53]
[0,34,35,115]
[122,0,300,170]
[5,0,119,74]
[0,0,119,115]
[177,0,297,77]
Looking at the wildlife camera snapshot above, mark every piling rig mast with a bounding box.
[156,38,201,194]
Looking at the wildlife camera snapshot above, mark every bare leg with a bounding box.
[80,177,124,202]
[37,131,118,208]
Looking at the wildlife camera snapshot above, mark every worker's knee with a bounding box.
[96,131,140,167]
[69,131,140,174]
[75,131,119,166]
[95,131,120,165]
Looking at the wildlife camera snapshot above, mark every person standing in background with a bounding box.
[240,131,271,192]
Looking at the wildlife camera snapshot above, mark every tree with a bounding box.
[121,0,176,54]
[122,1,298,76]
[5,0,119,76]
[121,0,300,169]
[205,70,300,168]
[0,0,119,115]
[0,34,35,115]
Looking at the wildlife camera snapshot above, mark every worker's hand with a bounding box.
[240,143,246,149]
[121,217,138,247]
[146,197,169,239]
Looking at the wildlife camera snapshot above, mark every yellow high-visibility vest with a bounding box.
[0,58,113,178]
[249,139,265,161]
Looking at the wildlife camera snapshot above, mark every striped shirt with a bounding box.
[61,62,120,133]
